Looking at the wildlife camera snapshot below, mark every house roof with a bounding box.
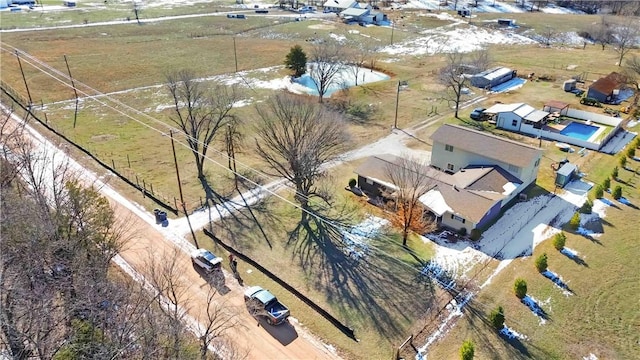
[557,162,577,177]
[323,0,356,9]
[355,155,523,224]
[430,124,542,168]
[589,72,627,95]
[341,7,368,16]
[544,100,570,111]
[524,109,549,122]
[484,102,525,114]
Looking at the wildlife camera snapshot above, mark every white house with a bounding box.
[484,103,549,132]
[322,0,357,12]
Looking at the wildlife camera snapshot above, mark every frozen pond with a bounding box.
[292,62,390,98]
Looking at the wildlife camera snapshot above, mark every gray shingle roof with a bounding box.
[430,124,542,168]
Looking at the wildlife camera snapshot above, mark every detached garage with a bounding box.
[470,67,517,89]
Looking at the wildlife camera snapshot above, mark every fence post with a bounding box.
[127,154,131,168]
[150,183,154,195]
[174,197,178,210]
[135,175,139,186]
[142,180,146,198]
[111,159,115,169]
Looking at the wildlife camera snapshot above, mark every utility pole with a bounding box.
[394,81,400,129]
[233,37,238,73]
[15,50,33,106]
[170,130,199,248]
[64,55,80,128]
[390,21,394,46]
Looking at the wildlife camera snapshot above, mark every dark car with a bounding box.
[470,107,486,121]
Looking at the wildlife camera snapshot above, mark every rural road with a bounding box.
[3,107,340,360]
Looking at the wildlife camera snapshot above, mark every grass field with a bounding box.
[2,6,640,359]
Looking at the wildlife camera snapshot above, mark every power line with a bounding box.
[1,46,576,346]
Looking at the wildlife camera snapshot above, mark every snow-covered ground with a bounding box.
[382,12,535,56]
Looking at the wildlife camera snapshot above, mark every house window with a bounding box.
[451,214,465,223]
[445,144,454,152]
[365,178,374,185]
[447,163,454,171]
[508,164,520,173]
[511,119,518,127]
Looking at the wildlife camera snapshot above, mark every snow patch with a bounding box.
[521,295,548,325]
[542,270,572,296]
[341,216,388,260]
[499,325,527,340]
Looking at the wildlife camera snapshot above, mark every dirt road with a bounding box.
[5,109,340,360]
[114,201,339,360]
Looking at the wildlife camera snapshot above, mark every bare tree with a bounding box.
[197,287,240,360]
[539,26,557,47]
[132,0,143,24]
[385,155,436,246]
[254,93,349,222]
[345,41,370,87]
[167,70,241,184]
[438,51,470,118]
[611,18,640,66]
[224,120,243,189]
[591,18,614,51]
[470,48,491,72]
[309,40,346,103]
[146,248,192,359]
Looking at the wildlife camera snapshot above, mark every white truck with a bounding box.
[190,248,223,273]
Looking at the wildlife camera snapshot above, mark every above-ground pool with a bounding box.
[559,122,600,141]
[292,63,390,97]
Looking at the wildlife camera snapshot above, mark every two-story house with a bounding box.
[355,124,543,233]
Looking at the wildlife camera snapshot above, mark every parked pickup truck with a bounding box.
[244,286,290,325]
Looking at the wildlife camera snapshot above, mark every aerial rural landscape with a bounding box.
[1,0,639,359]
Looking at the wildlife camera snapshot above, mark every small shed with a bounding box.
[543,100,570,116]
[563,79,576,92]
[555,162,577,188]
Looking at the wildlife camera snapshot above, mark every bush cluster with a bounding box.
[535,253,548,273]
[613,185,622,200]
[514,278,527,299]
[553,232,566,250]
[489,306,505,331]
[569,212,581,230]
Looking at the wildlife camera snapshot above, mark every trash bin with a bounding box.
[158,211,167,224]
[153,209,161,224]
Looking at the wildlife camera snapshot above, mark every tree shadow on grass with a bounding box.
[286,209,437,339]
[465,300,554,359]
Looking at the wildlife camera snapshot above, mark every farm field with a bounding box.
[2,1,640,359]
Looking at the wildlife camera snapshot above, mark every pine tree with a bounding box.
[284,45,307,78]
[460,339,475,360]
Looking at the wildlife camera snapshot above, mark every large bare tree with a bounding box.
[167,70,241,182]
[592,16,614,50]
[612,18,640,66]
[254,93,349,222]
[309,40,346,103]
[438,51,470,119]
[385,155,436,246]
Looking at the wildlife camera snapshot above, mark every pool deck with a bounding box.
[542,117,609,143]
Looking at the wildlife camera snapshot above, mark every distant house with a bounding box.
[322,0,357,13]
[355,125,542,233]
[586,72,628,104]
[469,67,517,89]
[338,3,386,24]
